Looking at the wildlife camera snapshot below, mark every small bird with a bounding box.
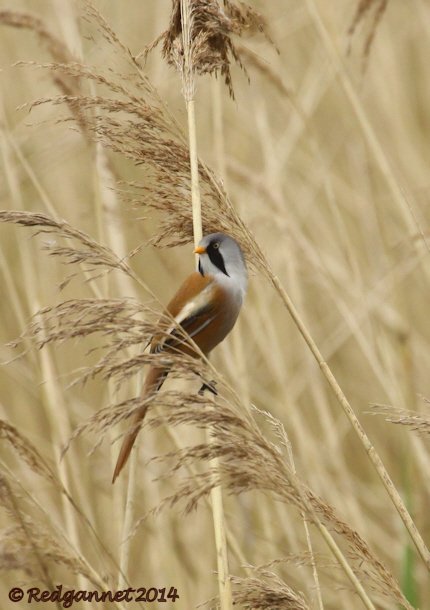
[112,232,247,483]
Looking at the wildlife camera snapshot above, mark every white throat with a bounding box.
[200,254,247,302]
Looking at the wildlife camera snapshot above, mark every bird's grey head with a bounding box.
[196,232,247,298]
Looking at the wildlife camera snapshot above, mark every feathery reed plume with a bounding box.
[0,519,94,585]
[230,567,309,610]
[144,0,270,99]
[0,475,105,590]
[6,2,268,283]
[0,10,88,132]
[142,398,412,609]
[10,295,210,393]
[0,420,56,484]
[348,0,388,73]
[371,403,430,435]
[18,57,259,264]
[0,10,72,63]
[0,211,133,288]
[0,419,125,579]
[349,0,389,65]
[0,207,215,490]
[235,43,291,99]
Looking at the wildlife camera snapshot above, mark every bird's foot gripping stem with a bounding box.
[198,380,218,396]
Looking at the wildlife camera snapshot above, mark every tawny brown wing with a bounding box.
[150,271,216,356]
[166,272,213,317]
[151,301,218,356]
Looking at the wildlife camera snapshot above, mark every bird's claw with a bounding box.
[198,380,218,396]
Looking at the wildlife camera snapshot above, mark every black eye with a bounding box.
[213,242,220,249]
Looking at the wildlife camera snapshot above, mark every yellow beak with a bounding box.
[194,245,206,254]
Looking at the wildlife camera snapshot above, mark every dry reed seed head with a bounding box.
[18,61,259,265]
[0,420,56,484]
[0,10,87,131]
[0,475,25,516]
[0,10,76,67]
[146,397,312,510]
[5,5,275,271]
[11,298,153,350]
[0,475,92,584]
[61,396,151,458]
[0,211,133,289]
[159,0,271,99]
[10,7,265,269]
[348,0,389,65]
[6,292,219,454]
[144,397,411,609]
[230,570,309,610]
[306,488,412,608]
[371,403,430,435]
[255,555,330,571]
[82,0,131,59]
[0,526,39,578]
[0,521,94,584]
[9,295,212,394]
[235,43,291,99]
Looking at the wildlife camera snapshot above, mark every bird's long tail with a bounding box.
[112,367,166,483]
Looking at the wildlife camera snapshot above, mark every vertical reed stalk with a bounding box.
[180,2,232,607]
[181,0,202,250]
[208,424,233,609]
[187,99,203,250]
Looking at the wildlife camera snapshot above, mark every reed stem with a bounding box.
[180,1,232,608]
[269,271,430,571]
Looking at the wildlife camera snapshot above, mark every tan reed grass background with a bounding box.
[0,1,429,608]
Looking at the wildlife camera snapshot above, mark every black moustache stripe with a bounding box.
[207,245,229,276]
